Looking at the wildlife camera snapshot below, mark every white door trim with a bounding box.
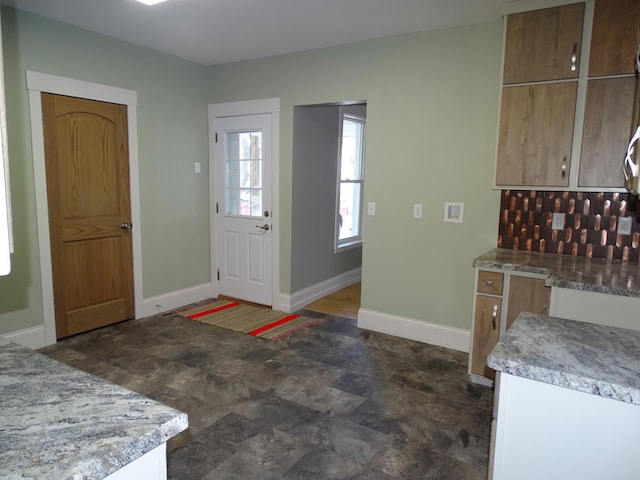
[208,98,281,311]
[26,71,143,346]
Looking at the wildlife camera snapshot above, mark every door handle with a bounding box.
[121,222,132,229]
[256,224,270,231]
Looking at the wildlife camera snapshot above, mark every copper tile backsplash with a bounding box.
[498,190,640,263]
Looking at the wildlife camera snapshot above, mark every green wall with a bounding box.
[0,5,504,337]
[208,22,503,329]
[0,7,210,334]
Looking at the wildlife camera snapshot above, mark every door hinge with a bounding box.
[216,202,219,213]
[215,132,218,143]
[217,268,220,281]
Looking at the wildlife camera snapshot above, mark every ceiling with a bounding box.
[0,0,508,66]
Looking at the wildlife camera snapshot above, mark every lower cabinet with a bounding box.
[469,269,550,385]
[490,373,640,480]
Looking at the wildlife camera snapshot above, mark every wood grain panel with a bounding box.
[503,3,584,84]
[589,0,640,76]
[471,295,502,380]
[42,93,133,339]
[497,82,577,187]
[477,271,504,295]
[506,276,550,330]
[579,77,636,188]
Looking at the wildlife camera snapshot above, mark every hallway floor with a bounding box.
[305,283,361,319]
[39,309,492,479]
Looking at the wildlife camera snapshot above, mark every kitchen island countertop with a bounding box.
[487,312,640,405]
[473,248,640,297]
[0,337,188,479]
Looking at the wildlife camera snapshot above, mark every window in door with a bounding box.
[225,130,263,217]
[335,113,365,250]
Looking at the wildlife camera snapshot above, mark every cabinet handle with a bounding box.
[492,304,498,330]
[570,42,577,72]
[485,280,493,287]
[561,157,567,179]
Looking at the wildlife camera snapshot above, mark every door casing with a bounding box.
[208,98,281,311]
[27,71,143,346]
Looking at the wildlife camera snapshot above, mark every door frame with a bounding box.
[208,98,281,311]
[26,71,143,346]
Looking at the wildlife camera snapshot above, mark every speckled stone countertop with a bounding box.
[0,338,188,479]
[473,248,640,297]
[488,312,640,405]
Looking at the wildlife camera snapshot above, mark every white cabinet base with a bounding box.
[105,443,167,480]
[491,373,640,480]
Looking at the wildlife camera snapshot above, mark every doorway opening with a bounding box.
[291,101,366,317]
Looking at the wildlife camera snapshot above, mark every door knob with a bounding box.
[121,222,132,229]
[256,224,270,231]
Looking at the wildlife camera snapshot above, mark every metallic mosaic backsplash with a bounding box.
[498,190,640,263]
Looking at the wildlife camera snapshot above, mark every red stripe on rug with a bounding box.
[247,314,300,336]
[187,301,240,319]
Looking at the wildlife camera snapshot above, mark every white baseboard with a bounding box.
[139,282,217,318]
[3,325,47,350]
[357,308,470,353]
[279,268,361,313]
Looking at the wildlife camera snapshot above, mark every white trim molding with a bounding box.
[279,268,362,313]
[208,98,281,310]
[2,325,46,350]
[358,308,470,353]
[139,282,216,318]
[26,71,142,346]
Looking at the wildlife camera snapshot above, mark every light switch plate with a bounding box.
[413,204,423,219]
[618,216,632,235]
[367,202,376,216]
[552,213,565,230]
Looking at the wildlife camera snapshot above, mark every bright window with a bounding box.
[335,113,365,250]
[0,10,11,277]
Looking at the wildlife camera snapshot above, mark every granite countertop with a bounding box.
[473,248,640,297]
[0,338,188,480]
[488,312,640,405]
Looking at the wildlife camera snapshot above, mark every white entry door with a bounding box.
[215,114,272,306]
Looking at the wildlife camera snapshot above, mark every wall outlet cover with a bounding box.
[618,216,632,235]
[552,212,565,230]
[444,202,463,223]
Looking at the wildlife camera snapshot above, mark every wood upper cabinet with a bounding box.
[496,82,577,187]
[503,3,584,84]
[589,0,640,76]
[579,76,637,187]
[496,0,640,190]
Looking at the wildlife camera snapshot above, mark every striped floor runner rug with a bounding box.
[177,299,320,340]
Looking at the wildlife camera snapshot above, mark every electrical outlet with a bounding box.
[618,216,632,235]
[552,213,565,230]
[413,204,423,219]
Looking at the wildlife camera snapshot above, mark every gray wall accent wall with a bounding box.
[291,105,362,292]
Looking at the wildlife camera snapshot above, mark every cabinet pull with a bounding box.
[485,280,493,287]
[570,42,577,72]
[492,304,498,330]
[561,157,567,179]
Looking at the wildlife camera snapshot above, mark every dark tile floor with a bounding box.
[39,308,493,479]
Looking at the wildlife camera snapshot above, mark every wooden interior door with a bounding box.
[42,93,134,339]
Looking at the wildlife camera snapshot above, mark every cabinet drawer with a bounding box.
[477,271,504,295]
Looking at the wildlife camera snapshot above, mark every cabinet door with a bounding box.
[503,3,584,84]
[579,76,637,188]
[589,0,640,76]
[506,276,550,330]
[471,295,502,380]
[496,82,577,187]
